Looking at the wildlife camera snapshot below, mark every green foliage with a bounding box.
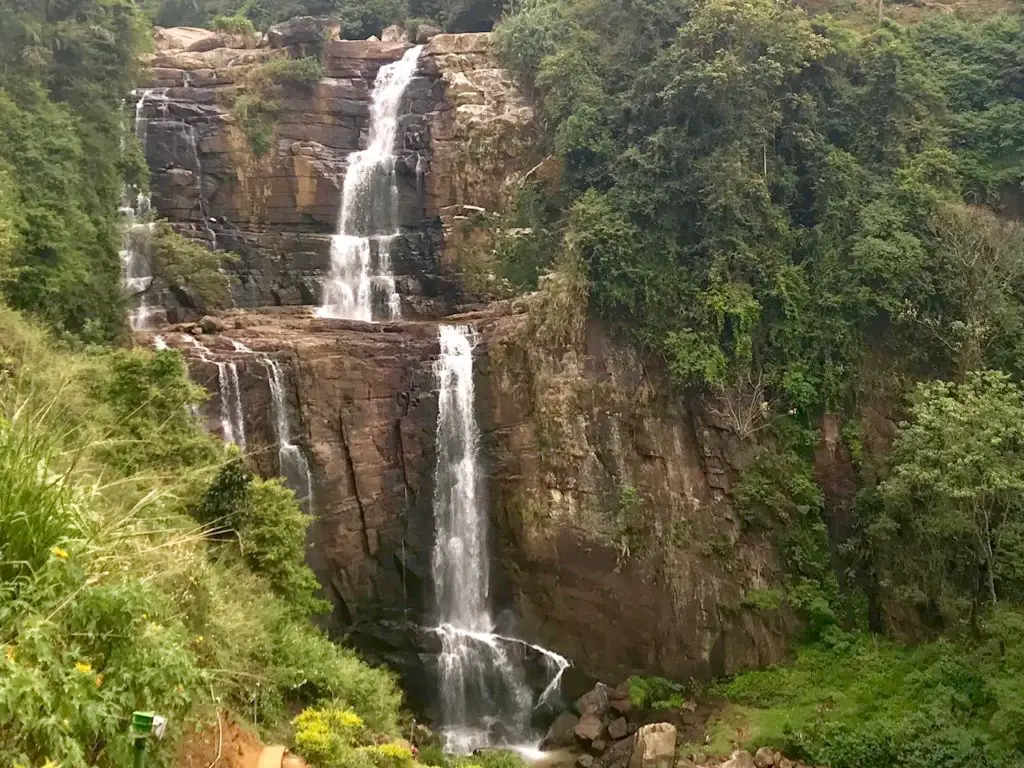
[628,675,686,711]
[733,432,839,634]
[292,706,367,766]
[0,307,403,764]
[212,13,258,35]
[742,588,785,612]
[875,371,1024,619]
[714,622,1024,768]
[497,0,1024,420]
[87,347,219,474]
[148,223,235,310]
[234,57,324,155]
[0,0,146,341]
[493,182,560,290]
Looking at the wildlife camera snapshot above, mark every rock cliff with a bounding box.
[137,23,797,707]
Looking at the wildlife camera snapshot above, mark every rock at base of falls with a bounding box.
[627,724,676,768]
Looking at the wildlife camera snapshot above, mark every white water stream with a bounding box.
[317,46,422,321]
[431,325,569,753]
[121,88,167,330]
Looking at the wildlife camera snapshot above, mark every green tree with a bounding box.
[877,371,1024,617]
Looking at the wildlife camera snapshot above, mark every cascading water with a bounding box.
[182,333,247,449]
[265,357,314,508]
[431,325,569,753]
[317,46,422,322]
[121,88,167,330]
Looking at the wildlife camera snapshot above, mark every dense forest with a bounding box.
[2,0,1024,764]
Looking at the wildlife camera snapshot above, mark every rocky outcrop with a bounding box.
[468,270,796,683]
[135,28,533,320]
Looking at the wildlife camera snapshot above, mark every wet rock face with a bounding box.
[136,30,530,322]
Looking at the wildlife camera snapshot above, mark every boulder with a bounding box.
[577,757,595,768]
[267,16,340,48]
[627,724,676,768]
[592,740,608,754]
[754,747,775,768]
[595,738,635,768]
[574,714,604,744]
[154,27,221,52]
[413,23,443,44]
[560,667,601,704]
[542,711,580,750]
[381,24,409,42]
[198,315,226,334]
[778,760,794,768]
[722,751,755,768]
[576,683,612,717]
[608,718,629,741]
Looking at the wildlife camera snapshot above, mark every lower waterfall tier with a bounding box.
[140,300,799,704]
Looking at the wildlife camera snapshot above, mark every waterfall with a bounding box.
[121,89,167,330]
[182,333,247,449]
[317,46,422,322]
[431,325,569,753]
[265,357,314,508]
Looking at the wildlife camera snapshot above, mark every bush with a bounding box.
[628,675,686,711]
[212,14,257,35]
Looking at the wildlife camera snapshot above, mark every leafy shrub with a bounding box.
[293,706,367,767]
[212,14,257,35]
[148,222,235,308]
[234,57,324,155]
[628,675,686,711]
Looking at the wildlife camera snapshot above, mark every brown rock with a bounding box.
[778,760,794,768]
[542,711,579,750]
[592,740,608,754]
[198,315,225,334]
[722,751,755,768]
[575,714,604,744]
[381,24,409,42]
[608,718,629,741]
[595,738,635,768]
[577,757,595,768]
[754,747,775,768]
[414,23,443,44]
[154,26,221,52]
[628,724,675,768]
[576,684,611,717]
[267,15,340,48]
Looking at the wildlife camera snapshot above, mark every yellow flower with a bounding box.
[50,546,68,559]
[4,645,15,663]
[194,635,204,643]
[75,661,92,674]
[43,760,57,768]
[95,673,104,688]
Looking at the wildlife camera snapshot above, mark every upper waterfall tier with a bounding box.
[317,45,423,322]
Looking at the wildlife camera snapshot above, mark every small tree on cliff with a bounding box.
[876,371,1024,620]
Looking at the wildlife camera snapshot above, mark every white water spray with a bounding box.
[318,46,422,321]
[431,325,569,753]
[265,357,314,507]
[182,333,246,449]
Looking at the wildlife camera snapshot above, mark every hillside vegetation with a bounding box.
[490,0,1024,765]
[0,307,403,765]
